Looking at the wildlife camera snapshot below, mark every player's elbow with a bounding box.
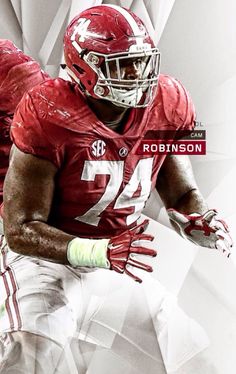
[4,225,22,253]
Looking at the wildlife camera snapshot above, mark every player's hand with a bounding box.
[167,208,233,257]
[107,219,157,283]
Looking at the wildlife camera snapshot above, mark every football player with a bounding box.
[0,39,49,233]
[0,4,232,373]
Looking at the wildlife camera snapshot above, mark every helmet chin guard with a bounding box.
[104,87,144,109]
[64,4,161,108]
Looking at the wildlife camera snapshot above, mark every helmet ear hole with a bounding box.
[73,64,85,75]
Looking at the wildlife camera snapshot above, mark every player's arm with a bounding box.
[3,145,156,282]
[4,145,75,264]
[156,155,233,255]
[156,155,207,214]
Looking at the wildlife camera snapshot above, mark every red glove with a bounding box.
[107,219,157,283]
[167,208,233,257]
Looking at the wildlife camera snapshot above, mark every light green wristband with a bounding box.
[67,237,110,268]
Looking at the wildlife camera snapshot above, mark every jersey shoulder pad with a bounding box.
[156,74,196,129]
[11,82,62,168]
[11,77,89,167]
[28,78,90,129]
[29,77,82,105]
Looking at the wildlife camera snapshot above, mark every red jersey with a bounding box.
[0,39,49,204]
[11,74,195,238]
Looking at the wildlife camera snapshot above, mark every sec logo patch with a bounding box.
[91,140,106,157]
